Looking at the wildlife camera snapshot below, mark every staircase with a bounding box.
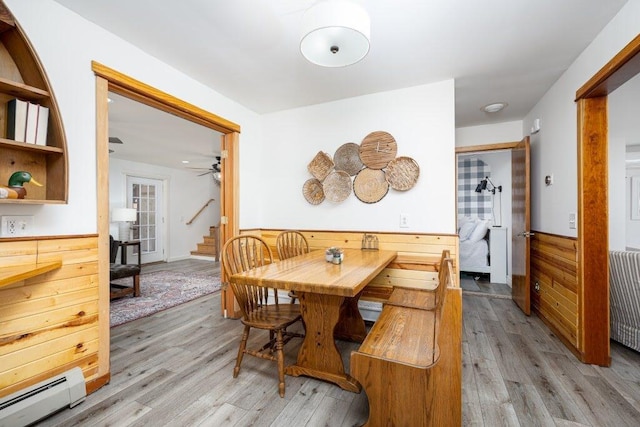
[190,226,219,261]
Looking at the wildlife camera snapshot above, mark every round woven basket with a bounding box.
[323,170,352,203]
[334,142,364,176]
[302,178,325,205]
[385,156,420,191]
[353,168,389,203]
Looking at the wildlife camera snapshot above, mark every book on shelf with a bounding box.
[6,98,28,142]
[25,101,39,144]
[35,104,49,146]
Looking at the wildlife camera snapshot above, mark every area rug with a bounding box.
[110,271,222,327]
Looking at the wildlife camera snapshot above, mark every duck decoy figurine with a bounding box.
[0,171,42,199]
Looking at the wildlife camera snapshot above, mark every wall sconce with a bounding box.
[474,176,502,227]
[112,207,137,241]
[475,176,502,194]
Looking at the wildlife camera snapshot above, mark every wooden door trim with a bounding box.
[455,141,520,154]
[574,34,640,365]
[93,63,242,326]
[92,62,240,134]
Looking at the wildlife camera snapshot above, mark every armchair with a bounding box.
[110,235,141,300]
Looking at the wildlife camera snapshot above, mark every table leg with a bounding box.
[286,292,361,393]
[334,290,367,342]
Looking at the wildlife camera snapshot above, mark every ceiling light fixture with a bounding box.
[482,102,507,113]
[300,0,370,67]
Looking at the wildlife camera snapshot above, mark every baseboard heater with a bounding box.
[0,367,86,427]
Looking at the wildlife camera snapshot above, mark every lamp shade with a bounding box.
[300,1,370,67]
[112,208,137,222]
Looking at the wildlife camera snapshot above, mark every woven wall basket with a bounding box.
[303,178,325,205]
[323,170,352,203]
[334,142,364,176]
[308,151,334,181]
[353,168,389,203]
[385,156,420,191]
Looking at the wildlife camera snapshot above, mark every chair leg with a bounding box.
[234,325,251,378]
[133,274,141,297]
[276,329,285,398]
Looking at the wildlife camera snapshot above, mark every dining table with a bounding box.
[230,247,397,392]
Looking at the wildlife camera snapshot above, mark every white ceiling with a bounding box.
[53,0,629,169]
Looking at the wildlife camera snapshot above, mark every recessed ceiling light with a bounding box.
[482,102,507,113]
[182,160,189,164]
[107,97,113,103]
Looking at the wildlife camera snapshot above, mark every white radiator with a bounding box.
[0,367,86,427]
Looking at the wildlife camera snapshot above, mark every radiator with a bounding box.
[0,367,86,427]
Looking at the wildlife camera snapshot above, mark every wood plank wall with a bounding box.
[246,229,460,301]
[0,235,100,399]
[530,231,580,354]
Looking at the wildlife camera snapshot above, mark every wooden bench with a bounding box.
[350,251,462,426]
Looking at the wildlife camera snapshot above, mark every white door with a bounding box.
[127,176,165,264]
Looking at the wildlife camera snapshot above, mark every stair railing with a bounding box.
[186,199,215,225]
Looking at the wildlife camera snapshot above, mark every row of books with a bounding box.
[6,98,49,146]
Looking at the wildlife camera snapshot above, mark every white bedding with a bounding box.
[460,238,490,273]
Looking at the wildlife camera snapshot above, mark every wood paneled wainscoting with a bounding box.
[530,231,580,357]
[0,235,103,399]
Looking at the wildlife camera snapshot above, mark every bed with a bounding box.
[458,217,491,274]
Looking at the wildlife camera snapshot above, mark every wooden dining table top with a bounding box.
[230,248,397,297]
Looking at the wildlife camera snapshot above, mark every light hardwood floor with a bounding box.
[38,260,640,426]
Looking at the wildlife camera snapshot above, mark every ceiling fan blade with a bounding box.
[197,171,212,176]
[109,137,124,144]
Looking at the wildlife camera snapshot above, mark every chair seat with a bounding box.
[243,304,301,330]
[110,263,141,280]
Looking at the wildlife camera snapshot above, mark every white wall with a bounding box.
[524,0,640,237]
[456,121,523,147]
[259,81,456,233]
[3,0,262,236]
[109,158,219,261]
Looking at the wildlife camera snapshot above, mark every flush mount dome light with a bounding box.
[300,1,371,67]
[482,102,508,113]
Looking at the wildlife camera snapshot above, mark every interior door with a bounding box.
[511,137,531,314]
[127,176,165,264]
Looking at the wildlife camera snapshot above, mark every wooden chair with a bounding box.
[275,230,309,303]
[221,235,303,397]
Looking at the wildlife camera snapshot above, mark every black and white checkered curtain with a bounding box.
[458,157,492,219]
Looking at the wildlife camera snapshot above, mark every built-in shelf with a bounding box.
[0,260,62,288]
[0,2,68,204]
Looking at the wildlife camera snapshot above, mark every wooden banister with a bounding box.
[186,199,215,225]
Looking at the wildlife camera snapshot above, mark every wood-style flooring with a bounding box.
[38,260,640,426]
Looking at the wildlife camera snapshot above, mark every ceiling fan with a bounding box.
[108,136,123,153]
[190,156,222,184]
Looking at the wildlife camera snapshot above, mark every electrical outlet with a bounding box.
[569,212,577,230]
[1,215,34,237]
[399,213,409,228]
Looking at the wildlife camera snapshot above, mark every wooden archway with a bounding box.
[575,34,640,365]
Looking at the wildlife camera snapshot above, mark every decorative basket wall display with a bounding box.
[303,130,419,205]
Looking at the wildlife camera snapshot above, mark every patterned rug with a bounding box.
[110,271,222,327]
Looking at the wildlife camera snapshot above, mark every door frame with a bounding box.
[574,34,640,365]
[455,141,527,298]
[94,62,241,377]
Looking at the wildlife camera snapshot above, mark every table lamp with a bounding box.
[112,207,137,241]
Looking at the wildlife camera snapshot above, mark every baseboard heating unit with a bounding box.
[0,367,86,427]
